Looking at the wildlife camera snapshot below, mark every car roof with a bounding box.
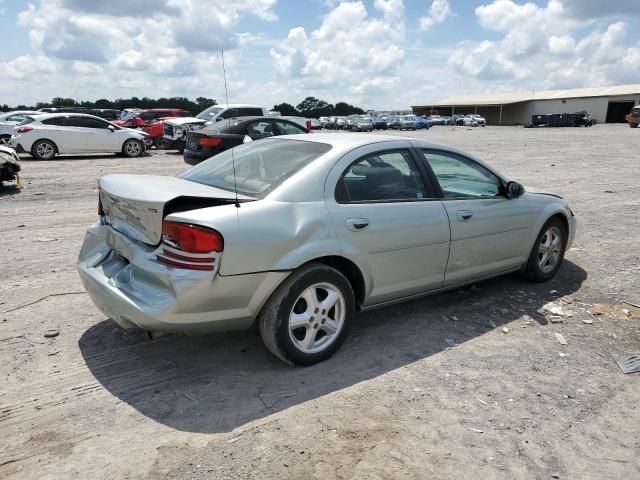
[214,104,264,109]
[30,112,111,121]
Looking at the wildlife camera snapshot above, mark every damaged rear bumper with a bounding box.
[77,222,289,334]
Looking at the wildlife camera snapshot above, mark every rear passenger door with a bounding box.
[325,142,450,305]
[43,116,86,152]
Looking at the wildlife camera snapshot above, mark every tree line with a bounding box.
[1,95,365,118]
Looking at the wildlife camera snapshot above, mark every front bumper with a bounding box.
[183,148,211,165]
[77,223,289,334]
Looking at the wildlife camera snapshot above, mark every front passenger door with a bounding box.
[419,149,532,286]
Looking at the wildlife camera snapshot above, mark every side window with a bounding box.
[335,150,427,203]
[240,108,263,116]
[275,121,306,135]
[140,112,154,122]
[42,117,68,126]
[7,114,26,122]
[219,108,238,120]
[420,150,501,198]
[64,116,86,127]
[245,121,274,139]
[82,118,110,129]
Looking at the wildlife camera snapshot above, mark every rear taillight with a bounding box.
[156,220,223,271]
[198,137,222,147]
[16,126,33,134]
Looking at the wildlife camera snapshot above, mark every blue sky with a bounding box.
[1,1,639,110]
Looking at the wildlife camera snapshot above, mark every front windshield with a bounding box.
[196,106,223,120]
[121,111,139,120]
[179,138,332,198]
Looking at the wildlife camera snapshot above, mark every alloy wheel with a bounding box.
[538,226,562,273]
[36,142,55,159]
[125,140,142,156]
[288,282,346,354]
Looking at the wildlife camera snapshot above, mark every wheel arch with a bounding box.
[299,255,366,310]
[31,138,59,155]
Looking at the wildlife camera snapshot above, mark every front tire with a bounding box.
[523,218,567,282]
[122,139,144,157]
[0,135,10,146]
[259,263,355,366]
[32,140,57,160]
[153,136,171,149]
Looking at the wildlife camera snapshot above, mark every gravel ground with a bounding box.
[0,125,639,480]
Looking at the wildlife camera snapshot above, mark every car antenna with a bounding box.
[221,49,240,208]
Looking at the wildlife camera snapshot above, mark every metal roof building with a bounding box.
[412,84,640,125]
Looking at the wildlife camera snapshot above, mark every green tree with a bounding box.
[50,97,78,107]
[296,96,333,118]
[196,97,217,110]
[333,101,364,116]
[272,102,299,116]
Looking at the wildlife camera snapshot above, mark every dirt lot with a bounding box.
[1,125,639,479]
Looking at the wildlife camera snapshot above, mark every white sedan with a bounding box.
[0,111,40,145]
[10,113,151,160]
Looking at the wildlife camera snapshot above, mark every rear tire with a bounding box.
[31,140,57,160]
[122,139,144,157]
[523,218,567,282]
[259,263,355,366]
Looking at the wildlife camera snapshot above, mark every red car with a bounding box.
[113,109,191,148]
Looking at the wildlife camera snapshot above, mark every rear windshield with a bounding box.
[179,138,331,198]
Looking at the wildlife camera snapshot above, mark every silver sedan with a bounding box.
[78,134,577,365]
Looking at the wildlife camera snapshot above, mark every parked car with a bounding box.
[113,109,192,149]
[429,115,445,125]
[0,145,21,186]
[415,116,432,129]
[467,114,486,126]
[183,116,309,165]
[349,117,373,132]
[334,117,348,130]
[392,115,416,130]
[461,116,479,127]
[319,117,329,128]
[163,104,267,152]
[10,113,151,160]
[0,111,40,145]
[77,133,577,365]
[372,116,388,130]
[626,106,640,128]
[310,118,323,130]
[91,109,122,121]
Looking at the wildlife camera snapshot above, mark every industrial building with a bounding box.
[412,84,640,125]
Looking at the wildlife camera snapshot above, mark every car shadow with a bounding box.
[0,184,22,197]
[79,260,586,434]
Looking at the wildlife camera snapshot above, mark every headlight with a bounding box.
[174,127,183,136]
[0,151,18,164]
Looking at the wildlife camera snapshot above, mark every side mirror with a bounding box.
[108,125,115,132]
[506,181,524,199]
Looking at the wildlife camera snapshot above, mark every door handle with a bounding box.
[345,218,370,231]
[457,210,473,221]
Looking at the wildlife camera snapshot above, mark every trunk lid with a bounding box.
[99,174,253,245]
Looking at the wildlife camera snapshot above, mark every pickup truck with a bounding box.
[113,109,192,148]
[0,146,21,187]
[626,105,640,128]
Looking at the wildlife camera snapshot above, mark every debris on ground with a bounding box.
[44,328,59,338]
[486,320,497,328]
[445,338,456,347]
[554,333,568,345]
[591,304,609,316]
[615,356,640,374]
[549,289,559,295]
[502,327,509,334]
[541,302,573,318]
[582,319,593,324]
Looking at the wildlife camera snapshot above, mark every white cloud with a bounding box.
[419,0,452,31]
[4,55,55,79]
[449,0,640,92]
[270,0,406,105]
